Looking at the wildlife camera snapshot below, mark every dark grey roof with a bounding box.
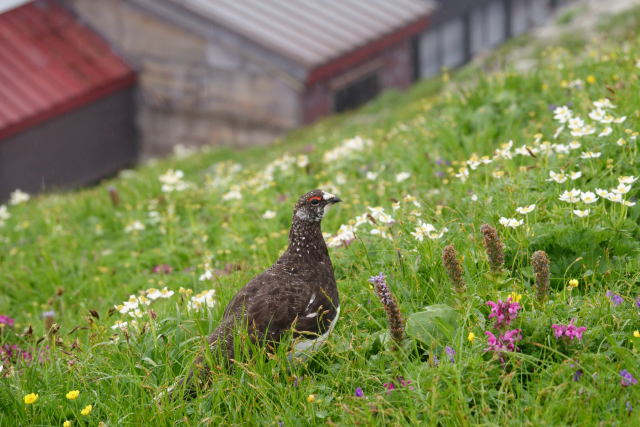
[166,0,435,68]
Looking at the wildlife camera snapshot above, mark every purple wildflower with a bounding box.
[445,346,456,363]
[383,382,396,393]
[606,291,624,306]
[635,296,640,309]
[620,370,638,387]
[431,354,440,366]
[355,387,364,398]
[485,329,522,353]
[551,319,587,341]
[0,315,14,327]
[573,369,583,382]
[486,298,521,329]
[627,401,633,414]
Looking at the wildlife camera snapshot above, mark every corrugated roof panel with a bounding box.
[0,0,136,140]
[168,0,435,68]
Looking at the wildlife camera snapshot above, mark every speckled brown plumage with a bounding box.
[179,190,341,394]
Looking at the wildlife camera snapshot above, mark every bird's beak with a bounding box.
[329,196,342,204]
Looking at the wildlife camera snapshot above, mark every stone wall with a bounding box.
[64,0,301,159]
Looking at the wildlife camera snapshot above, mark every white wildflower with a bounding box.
[568,117,584,130]
[572,209,590,217]
[222,188,242,201]
[411,221,448,241]
[618,176,637,184]
[367,206,394,224]
[616,138,627,146]
[115,295,139,314]
[612,183,631,194]
[606,192,623,203]
[553,106,572,123]
[188,290,217,312]
[323,136,372,163]
[296,155,309,168]
[516,204,536,214]
[262,210,276,219]
[455,167,469,182]
[124,221,145,233]
[0,205,9,227]
[548,171,567,184]
[159,169,190,193]
[325,224,356,248]
[595,188,609,198]
[580,191,598,204]
[493,140,513,160]
[589,108,606,122]
[147,287,174,300]
[553,143,570,154]
[580,151,601,159]
[403,194,421,207]
[499,217,523,228]
[559,189,581,203]
[128,309,145,319]
[199,268,214,282]
[9,189,30,205]
[370,227,392,240]
[365,171,379,181]
[395,172,411,183]
[593,98,615,109]
[598,127,612,137]
[569,140,581,150]
[111,321,129,331]
[570,171,582,180]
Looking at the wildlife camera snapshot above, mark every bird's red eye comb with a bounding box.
[307,196,322,202]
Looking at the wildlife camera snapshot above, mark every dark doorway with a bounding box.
[333,72,380,113]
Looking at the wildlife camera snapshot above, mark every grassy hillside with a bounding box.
[1,7,640,426]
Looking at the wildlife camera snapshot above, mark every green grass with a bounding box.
[1,7,640,426]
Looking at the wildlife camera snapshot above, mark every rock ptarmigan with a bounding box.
[183,189,341,391]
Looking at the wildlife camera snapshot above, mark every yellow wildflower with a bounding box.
[66,390,80,400]
[63,421,72,427]
[306,394,316,403]
[568,279,579,289]
[23,393,38,404]
[509,292,522,303]
[468,332,476,342]
[80,405,93,416]
[634,330,640,338]
[586,75,596,84]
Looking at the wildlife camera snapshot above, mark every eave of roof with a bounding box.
[132,0,435,85]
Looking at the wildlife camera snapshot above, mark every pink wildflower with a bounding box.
[485,329,522,353]
[486,298,521,329]
[551,319,586,341]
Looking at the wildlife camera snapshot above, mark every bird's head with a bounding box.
[293,189,341,223]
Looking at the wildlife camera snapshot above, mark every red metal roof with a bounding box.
[0,0,136,140]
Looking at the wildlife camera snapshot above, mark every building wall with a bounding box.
[0,89,136,201]
[302,40,414,123]
[64,0,301,159]
[419,0,559,78]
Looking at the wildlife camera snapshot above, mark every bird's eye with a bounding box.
[307,196,322,205]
